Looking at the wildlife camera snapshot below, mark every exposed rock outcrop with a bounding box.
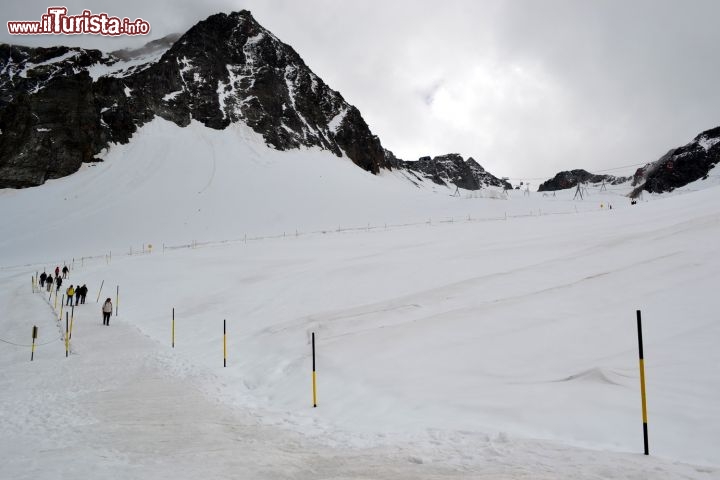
[537,169,629,192]
[630,127,720,197]
[387,151,510,191]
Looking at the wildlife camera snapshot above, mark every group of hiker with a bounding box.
[38,266,88,307]
[38,265,113,326]
[38,267,68,294]
[64,284,89,306]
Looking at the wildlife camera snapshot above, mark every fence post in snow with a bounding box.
[115,286,119,317]
[69,306,75,341]
[636,310,650,455]
[96,280,104,303]
[172,308,175,349]
[312,332,317,408]
[223,319,227,368]
[65,313,69,358]
[31,326,38,361]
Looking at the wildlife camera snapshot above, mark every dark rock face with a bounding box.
[388,151,511,191]
[630,127,720,197]
[0,10,389,188]
[537,169,630,192]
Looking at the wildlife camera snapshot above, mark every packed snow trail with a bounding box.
[0,277,712,479]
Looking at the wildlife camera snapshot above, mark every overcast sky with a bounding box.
[3,0,720,182]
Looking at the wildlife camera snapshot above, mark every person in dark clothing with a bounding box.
[55,276,62,292]
[75,286,82,305]
[62,266,69,279]
[80,285,88,304]
[102,298,112,325]
[54,266,60,277]
[39,272,47,288]
[46,275,53,292]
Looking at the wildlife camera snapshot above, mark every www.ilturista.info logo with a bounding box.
[7,7,150,36]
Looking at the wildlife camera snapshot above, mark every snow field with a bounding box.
[1,118,719,478]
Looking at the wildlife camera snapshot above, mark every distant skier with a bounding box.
[75,285,82,305]
[46,275,53,292]
[55,275,62,292]
[102,298,113,325]
[66,285,75,306]
[54,266,60,277]
[81,285,88,304]
[39,272,47,288]
[62,265,69,279]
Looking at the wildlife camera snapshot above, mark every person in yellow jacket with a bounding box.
[66,285,75,306]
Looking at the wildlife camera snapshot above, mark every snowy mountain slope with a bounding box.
[0,118,605,268]
[1,118,719,477]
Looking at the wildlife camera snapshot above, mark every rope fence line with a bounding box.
[0,289,65,348]
[0,336,62,347]
[0,276,77,350]
[159,207,588,254]
[3,201,622,270]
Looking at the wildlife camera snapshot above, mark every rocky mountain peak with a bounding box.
[0,10,388,188]
[387,151,510,191]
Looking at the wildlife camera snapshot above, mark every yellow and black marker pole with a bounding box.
[65,312,69,358]
[59,296,65,321]
[69,305,75,341]
[637,310,649,455]
[223,319,227,368]
[312,332,317,408]
[172,308,175,348]
[96,280,104,303]
[31,326,38,361]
